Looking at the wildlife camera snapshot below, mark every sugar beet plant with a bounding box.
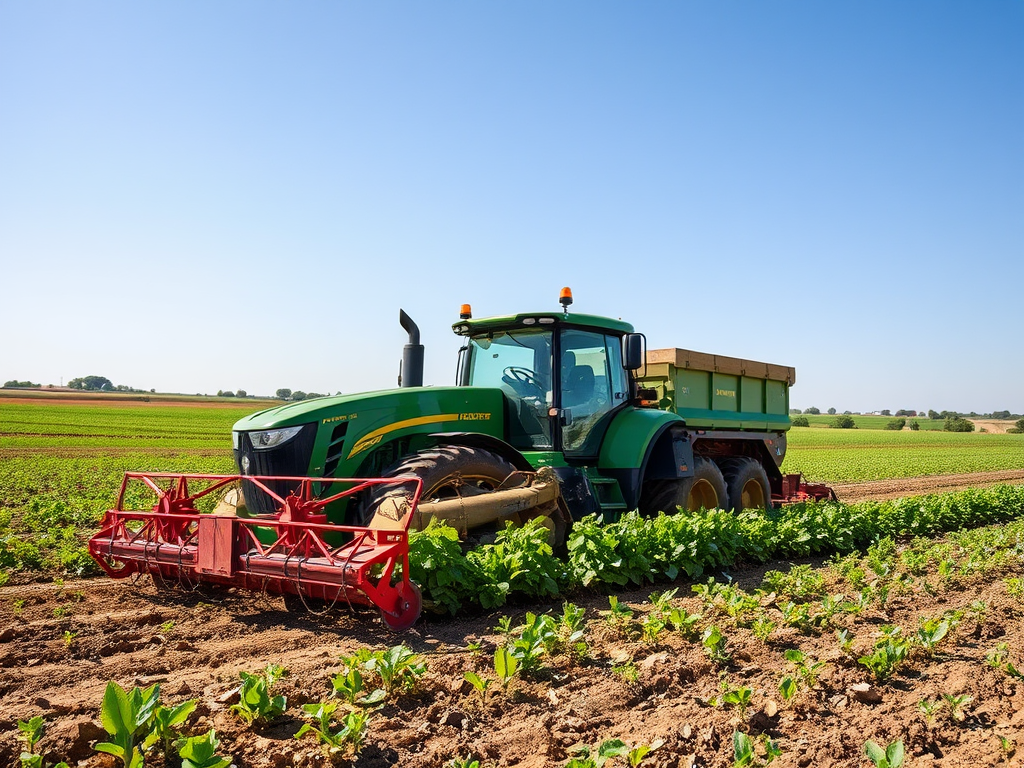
[405,485,1024,616]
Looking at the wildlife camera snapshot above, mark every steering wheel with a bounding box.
[502,366,544,397]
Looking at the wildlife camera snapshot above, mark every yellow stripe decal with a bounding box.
[347,413,461,459]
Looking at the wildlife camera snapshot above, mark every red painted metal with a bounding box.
[88,473,423,630]
[774,473,839,504]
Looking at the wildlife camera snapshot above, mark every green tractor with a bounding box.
[231,290,822,546]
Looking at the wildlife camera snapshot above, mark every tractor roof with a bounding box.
[453,312,634,337]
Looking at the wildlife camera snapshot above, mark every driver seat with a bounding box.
[563,363,595,407]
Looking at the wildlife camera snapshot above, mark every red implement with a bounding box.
[88,473,423,630]
[774,473,839,505]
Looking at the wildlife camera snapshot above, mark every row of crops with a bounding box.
[410,485,1024,615]
[1,397,1022,582]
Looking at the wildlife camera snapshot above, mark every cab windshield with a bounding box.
[466,329,553,449]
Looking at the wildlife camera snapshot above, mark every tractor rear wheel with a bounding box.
[639,457,728,515]
[719,457,773,512]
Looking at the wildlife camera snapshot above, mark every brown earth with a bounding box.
[1,561,1021,768]
[967,421,1019,435]
[833,471,1024,503]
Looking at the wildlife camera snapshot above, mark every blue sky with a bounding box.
[1,2,1021,412]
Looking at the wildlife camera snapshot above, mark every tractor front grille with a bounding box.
[234,423,318,515]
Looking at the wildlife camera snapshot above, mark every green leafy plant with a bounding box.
[94,681,161,767]
[784,649,825,688]
[174,729,232,768]
[732,730,781,767]
[446,758,481,768]
[701,625,730,665]
[917,698,940,725]
[494,646,519,690]
[915,618,950,655]
[720,685,753,722]
[941,693,973,722]
[564,737,662,768]
[17,716,69,768]
[463,670,491,703]
[601,596,634,633]
[858,636,910,682]
[295,702,370,755]
[778,676,797,704]
[752,615,776,643]
[366,644,426,695]
[230,666,288,726]
[144,698,199,758]
[863,739,904,768]
[332,649,385,706]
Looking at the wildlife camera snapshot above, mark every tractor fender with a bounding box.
[427,432,535,472]
[597,409,693,510]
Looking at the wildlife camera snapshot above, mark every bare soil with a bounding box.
[1,560,1021,768]
[833,471,1024,503]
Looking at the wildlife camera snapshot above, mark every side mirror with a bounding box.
[622,333,644,370]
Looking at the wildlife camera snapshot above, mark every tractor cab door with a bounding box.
[559,329,629,458]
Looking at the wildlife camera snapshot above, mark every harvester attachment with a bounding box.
[88,473,424,630]
[775,474,839,504]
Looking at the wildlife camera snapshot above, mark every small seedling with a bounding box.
[864,739,904,768]
[174,729,232,768]
[941,693,972,722]
[494,646,519,690]
[917,698,941,725]
[63,630,77,648]
[720,685,753,722]
[463,671,491,703]
[230,666,287,726]
[701,626,730,665]
[295,701,370,755]
[778,677,797,704]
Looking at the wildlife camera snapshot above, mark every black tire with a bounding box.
[638,457,728,515]
[362,446,519,527]
[718,458,773,512]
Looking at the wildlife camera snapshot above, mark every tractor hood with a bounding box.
[232,386,508,476]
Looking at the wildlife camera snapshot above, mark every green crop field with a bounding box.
[783,426,1024,482]
[1,394,1022,580]
[0,396,258,579]
[795,414,954,431]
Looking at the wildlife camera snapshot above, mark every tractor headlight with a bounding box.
[248,425,304,450]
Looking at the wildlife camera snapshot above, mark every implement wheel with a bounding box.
[719,458,773,512]
[380,581,422,631]
[639,457,728,515]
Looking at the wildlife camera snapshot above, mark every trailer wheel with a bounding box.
[719,458,773,512]
[639,457,728,515]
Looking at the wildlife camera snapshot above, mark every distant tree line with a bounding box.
[273,388,328,401]
[3,380,40,388]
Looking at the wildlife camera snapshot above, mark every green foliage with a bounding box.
[829,414,856,429]
[790,416,810,427]
[365,644,426,695]
[564,737,663,768]
[174,730,233,768]
[858,635,911,681]
[144,699,199,757]
[230,666,288,726]
[494,646,519,689]
[95,681,161,768]
[701,625,730,665]
[885,418,906,431]
[864,740,904,768]
[295,702,370,755]
[943,416,975,432]
[732,731,781,767]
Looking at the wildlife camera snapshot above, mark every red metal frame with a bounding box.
[88,473,423,630]
[774,473,838,504]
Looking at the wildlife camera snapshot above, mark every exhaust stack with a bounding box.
[399,309,424,388]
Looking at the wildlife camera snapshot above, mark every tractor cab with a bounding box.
[453,292,638,460]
